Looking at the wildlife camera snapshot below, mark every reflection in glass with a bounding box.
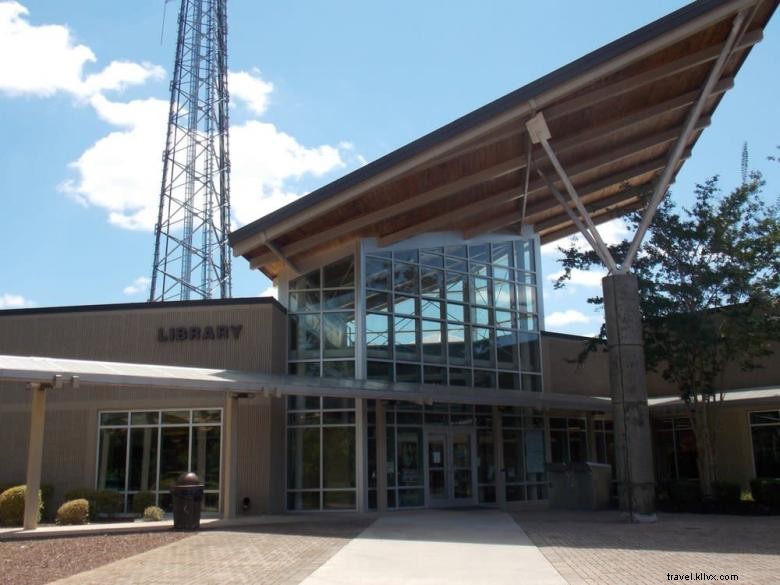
[496,330,518,367]
[322,361,356,378]
[472,327,493,365]
[160,427,189,490]
[397,429,423,487]
[516,285,536,314]
[472,277,491,306]
[421,298,442,320]
[469,243,490,263]
[394,262,418,294]
[288,362,321,377]
[366,313,391,358]
[448,322,468,365]
[322,312,356,358]
[393,295,417,315]
[191,426,221,490]
[289,291,321,312]
[128,428,158,492]
[289,314,321,360]
[446,302,465,323]
[420,267,444,298]
[366,257,392,290]
[323,289,354,310]
[519,333,541,371]
[394,316,419,361]
[492,242,513,266]
[421,319,444,363]
[445,272,468,303]
[366,291,391,312]
[290,268,320,290]
[323,427,356,488]
[494,280,513,309]
[322,256,354,288]
[97,428,127,491]
[287,428,320,490]
[396,363,421,383]
[367,360,393,381]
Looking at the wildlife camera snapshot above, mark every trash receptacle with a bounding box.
[170,472,204,531]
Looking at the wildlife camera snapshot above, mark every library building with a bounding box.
[1,0,778,524]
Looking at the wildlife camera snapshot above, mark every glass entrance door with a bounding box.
[426,430,476,506]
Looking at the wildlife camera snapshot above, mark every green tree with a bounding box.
[556,171,779,496]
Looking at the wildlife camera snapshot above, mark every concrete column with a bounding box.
[376,400,387,512]
[221,393,238,519]
[355,398,367,512]
[24,384,47,530]
[602,273,656,520]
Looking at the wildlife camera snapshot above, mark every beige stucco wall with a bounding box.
[0,299,287,513]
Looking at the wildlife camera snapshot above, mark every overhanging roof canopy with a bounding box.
[230,0,777,280]
[0,354,610,411]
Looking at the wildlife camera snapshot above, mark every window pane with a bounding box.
[470,262,491,278]
[445,245,467,258]
[289,314,321,360]
[446,302,465,323]
[97,428,127,491]
[396,363,421,384]
[751,411,780,425]
[516,285,537,314]
[394,249,418,263]
[288,396,321,410]
[515,240,536,272]
[193,410,221,423]
[422,320,444,363]
[289,291,320,312]
[128,428,158,492]
[472,277,491,306]
[323,312,356,358]
[366,257,392,290]
[394,316,419,361]
[323,491,356,510]
[397,429,423,487]
[478,429,495,484]
[288,362,321,377]
[421,298,442,320]
[492,242,513,267]
[522,374,542,392]
[469,243,490,263]
[162,411,190,424]
[323,397,355,409]
[287,491,320,511]
[449,368,472,387]
[473,306,492,326]
[322,361,355,379]
[290,268,320,290]
[367,360,393,381]
[421,268,444,298]
[472,327,493,365]
[446,258,468,272]
[751,425,780,477]
[323,289,354,310]
[493,266,512,281]
[519,332,540,372]
[502,430,524,483]
[191,425,221,490]
[100,412,128,426]
[366,313,391,358]
[366,291,391,312]
[496,330,518,368]
[448,322,469,365]
[474,369,496,388]
[494,280,513,309]
[420,252,444,268]
[287,428,320,490]
[394,262,418,295]
[445,272,468,303]
[495,310,514,329]
[423,366,446,385]
[322,256,354,288]
[323,427,356,488]
[498,371,521,390]
[160,427,189,490]
[518,313,538,332]
[131,412,158,425]
[393,295,417,315]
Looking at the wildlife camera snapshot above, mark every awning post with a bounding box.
[221,392,238,519]
[24,383,47,530]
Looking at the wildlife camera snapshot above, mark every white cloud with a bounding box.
[545,309,590,327]
[541,218,630,256]
[0,293,34,309]
[229,69,273,115]
[123,276,151,296]
[547,268,606,288]
[0,3,162,99]
[258,285,277,299]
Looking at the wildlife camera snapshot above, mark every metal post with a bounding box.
[355,398,367,512]
[493,406,506,510]
[376,400,387,513]
[221,392,238,519]
[24,384,47,530]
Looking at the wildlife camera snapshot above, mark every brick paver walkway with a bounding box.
[52,518,372,585]
[514,510,780,585]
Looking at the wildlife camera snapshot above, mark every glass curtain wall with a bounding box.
[97,409,222,512]
[750,410,780,478]
[363,239,541,391]
[653,418,699,481]
[287,396,357,510]
[549,417,588,464]
[501,407,547,502]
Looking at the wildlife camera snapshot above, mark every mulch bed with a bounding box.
[0,531,190,585]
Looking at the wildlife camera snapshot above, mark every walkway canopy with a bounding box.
[229,0,777,280]
[0,354,609,411]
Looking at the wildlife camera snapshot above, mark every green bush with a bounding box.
[712,481,741,504]
[0,485,42,526]
[132,491,156,515]
[751,479,780,508]
[56,499,89,525]
[64,488,123,520]
[143,506,165,522]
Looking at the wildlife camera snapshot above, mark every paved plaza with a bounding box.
[44,509,780,585]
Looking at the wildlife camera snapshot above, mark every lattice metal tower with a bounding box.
[150,0,231,301]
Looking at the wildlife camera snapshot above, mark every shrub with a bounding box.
[132,491,156,515]
[64,488,123,520]
[143,506,165,522]
[0,485,42,526]
[56,499,89,525]
[712,481,741,504]
[751,479,780,508]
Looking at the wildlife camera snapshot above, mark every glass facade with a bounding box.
[501,407,548,501]
[97,409,222,512]
[653,418,698,481]
[549,417,588,464]
[363,239,542,391]
[750,410,780,478]
[287,396,357,510]
[288,256,356,379]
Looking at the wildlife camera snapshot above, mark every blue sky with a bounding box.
[0,1,777,336]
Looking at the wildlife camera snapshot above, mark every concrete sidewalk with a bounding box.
[299,509,567,585]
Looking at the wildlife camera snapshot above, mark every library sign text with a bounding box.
[157,325,243,342]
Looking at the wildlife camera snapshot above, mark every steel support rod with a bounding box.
[623,10,747,270]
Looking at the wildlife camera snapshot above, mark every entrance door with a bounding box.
[426,430,476,506]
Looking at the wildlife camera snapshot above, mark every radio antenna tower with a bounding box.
[149,0,232,301]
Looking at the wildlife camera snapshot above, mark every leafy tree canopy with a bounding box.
[556,171,780,399]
